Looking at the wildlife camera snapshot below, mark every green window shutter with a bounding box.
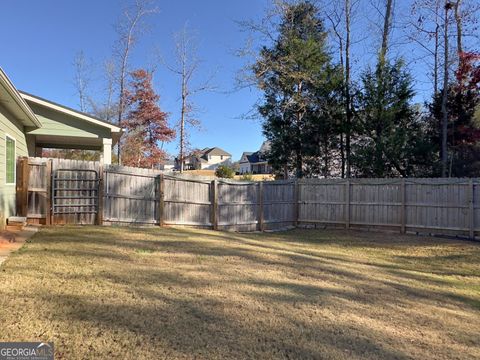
[6,136,15,184]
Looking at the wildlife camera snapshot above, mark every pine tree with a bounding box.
[354,60,433,177]
[254,1,339,178]
[122,69,175,167]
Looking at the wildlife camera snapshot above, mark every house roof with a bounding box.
[20,91,122,133]
[239,141,271,164]
[259,140,271,153]
[239,152,253,163]
[0,67,41,128]
[247,152,261,163]
[203,147,231,157]
[239,151,267,164]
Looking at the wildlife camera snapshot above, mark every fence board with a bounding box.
[104,165,159,224]
[18,158,480,237]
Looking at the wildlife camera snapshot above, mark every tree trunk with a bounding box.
[179,96,185,173]
[345,0,353,178]
[179,56,188,173]
[295,81,304,178]
[441,1,450,177]
[454,0,463,58]
[116,40,132,166]
[338,32,346,179]
[380,0,394,63]
[434,22,439,95]
[115,7,145,165]
[296,151,303,178]
[340,133,345,178]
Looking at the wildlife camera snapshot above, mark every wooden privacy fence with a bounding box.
[298,178,478,238]
[16,157,480,238]
[102,164,296,231]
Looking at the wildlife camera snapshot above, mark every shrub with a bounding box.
[215,165,235,178]
[240,173,253,181]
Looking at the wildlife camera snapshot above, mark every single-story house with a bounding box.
[177,147,232,170]
[0,66,121,228]
[239,141,272,174]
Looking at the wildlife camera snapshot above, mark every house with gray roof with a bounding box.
[178,147,232,170]
[239,141,272,174]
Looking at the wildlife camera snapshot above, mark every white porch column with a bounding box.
[102,138,112,165]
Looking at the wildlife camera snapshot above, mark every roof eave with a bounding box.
[19,91,122,133]
[0,68,42,128]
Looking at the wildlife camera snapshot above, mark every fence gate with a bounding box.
[52,168,100,224]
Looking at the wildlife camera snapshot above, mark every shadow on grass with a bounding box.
[39,290,412,360]
[30,226,480,309]
[4,225,478,359]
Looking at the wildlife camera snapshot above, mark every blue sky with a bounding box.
[0,0,269,160]
[1,0,474,160]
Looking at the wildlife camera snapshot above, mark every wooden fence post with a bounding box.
[258,182,264,231]
[45,159,52,226]
[211,180,218,230]
[97,164,104,226]
[16,157,29,217]
[469,179,475,239]
[158,173,165,226]
[293,180,299,227]
[400,179,406,234]
[345,180,350,229]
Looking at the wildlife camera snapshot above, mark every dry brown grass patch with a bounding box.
[0,226,479,359]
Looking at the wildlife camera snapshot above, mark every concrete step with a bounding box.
[6,217,27,231]
[7,216,26,224]
[7,216,27,224]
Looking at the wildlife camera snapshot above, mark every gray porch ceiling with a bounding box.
[34,135,105,151]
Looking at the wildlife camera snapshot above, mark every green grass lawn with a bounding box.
[0,226,479,359]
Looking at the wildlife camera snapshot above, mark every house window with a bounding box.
[5,135,16,184]
[221,155,223,160]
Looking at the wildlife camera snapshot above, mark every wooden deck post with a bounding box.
[258,182,264,231]
[469,179,475,239]
[45,159,53,226]
[158,173,165,226]
[400,178,406,234]
[211,180,218,230]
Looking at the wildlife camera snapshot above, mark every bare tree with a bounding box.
[441,1,453,177]
[407,0,443,94]
[164,25,215,173]
[104,59,117,123]
[73,51,90,112]
[113,0,157,164]
[88,59,119,123]
[325,0,359,178]
[451,0,480,55]
[344,0,353,178]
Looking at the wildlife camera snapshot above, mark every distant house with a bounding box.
[177,147,232,170]
[239,141,272,174]
[159,159,175,171]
